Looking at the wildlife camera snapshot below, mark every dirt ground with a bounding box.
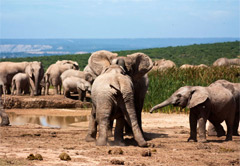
[0,108,239,166]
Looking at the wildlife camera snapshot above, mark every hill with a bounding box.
[1,41,239,70]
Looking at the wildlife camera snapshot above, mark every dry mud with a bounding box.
[0,109,239,166]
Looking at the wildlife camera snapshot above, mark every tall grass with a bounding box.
[143,66,240,113]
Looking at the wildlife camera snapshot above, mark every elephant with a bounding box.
[150,84,236,142]
[208,80,240,136]
[0,61,44,96]
[11,73,30,95]
[83,65,98,81]
[60,69,94,84]
[152,59,176,71]
[45,61,79,95]
[56,60,79,69]
[179,64,209,69]
[213,58,240,66]
[39,77,46,95]
[0,85,10,126]
[86,65,148,147]
[85,50,153,138]
[62,76,91,101]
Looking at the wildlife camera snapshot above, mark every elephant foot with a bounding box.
[198,138,208,143]
[96,139,107,146]
[225,137,232,141]
[85,134,96,142]
[113,140,125,146]
[233,131,239,136]
[137,141,148,147]
[187,136,197,142]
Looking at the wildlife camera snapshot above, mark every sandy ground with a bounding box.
[0,109,239,166]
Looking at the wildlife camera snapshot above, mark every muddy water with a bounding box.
[4,109,90,128]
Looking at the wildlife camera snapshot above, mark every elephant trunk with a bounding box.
[149,99,172,113]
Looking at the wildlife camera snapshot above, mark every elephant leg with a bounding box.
[6,85,11,94]
[16,83,21,96]
[96,113,110,146]
[0,111,10,126]
[198,117,207,143]
[233,110,239,136]
[86,108,97,142]
[54,85,58,95]
[108,120,113,137]
[188,110,197,142]
[114,117,125,146]
[208,121,225,137]
[45,82,50,95]
[225,119,233,141]
[11,83,15,95]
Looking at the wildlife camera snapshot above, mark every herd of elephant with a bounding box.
[0,50,239,147]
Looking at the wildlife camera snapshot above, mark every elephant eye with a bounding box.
[177,94,182,98]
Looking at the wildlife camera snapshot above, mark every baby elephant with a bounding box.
[62,76,91,101]
[150,84,236,142]
[11,73,30,95]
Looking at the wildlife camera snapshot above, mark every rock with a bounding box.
[110,159,125,165]
[27,154,35,160]
[59,152,71,161]
[108,148,123,155]
[141,149,152,157]
[34,154,43,160]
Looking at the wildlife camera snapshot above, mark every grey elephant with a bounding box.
[62,76,91,101]
[11,73,30,95]
[85,50,153,137]
[60,69,94,84]
[152,59,176,71]
[86,65,148,147]
[150,84,236,142]
[0,61,44,96]
[180,64,209,69]
[45,60,79,95]
[208,80,240,136]
[213,58,240,66]
[0,85,10,126]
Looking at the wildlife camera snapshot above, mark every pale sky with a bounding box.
[0,0,239,38]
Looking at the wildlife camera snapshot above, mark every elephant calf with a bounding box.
[62,76,91,101]
[150,84,236,142]
[11,73,30,95]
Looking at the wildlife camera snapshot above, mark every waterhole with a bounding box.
[6,112,88,128]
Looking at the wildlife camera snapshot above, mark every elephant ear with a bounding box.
[187,88,209,109]
[88,50,118,76]
[126,52,153,80]
[77,82,85,91]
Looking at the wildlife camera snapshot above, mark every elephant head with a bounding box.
[150,86,209,113]
[77,80,92,93]
[25,61,44,96]
[88,50,153,81]
[56,60,79,70]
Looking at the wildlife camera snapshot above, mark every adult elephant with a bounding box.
[0,61,44,96]
[45,61,79,95]
[86,65,148,147]
[60,69,94,84]
[213,58,240,66]
[0,85,10,126]
[85,50,153,136]
[150,84,236,142]
[208,80,240,136]
[179,64,209,69]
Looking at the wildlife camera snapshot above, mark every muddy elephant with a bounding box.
[11,73,30,95]
[86,65,148,147]
[60,69,94,84]
[150,84,236,142]
[45,61,79,95]
[62,76,91,101]
[213,58,240,66]
[85,50,153,136]
[152,59,176,71]
[0,61,44,96]
[208,80,240,136]
[0,85,10,126]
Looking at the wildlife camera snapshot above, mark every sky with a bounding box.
[0,0,239,39]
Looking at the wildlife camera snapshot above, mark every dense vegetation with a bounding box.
[1,41,239,71]
[1,41,239,112]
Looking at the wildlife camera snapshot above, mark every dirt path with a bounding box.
[0,109,239,166]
